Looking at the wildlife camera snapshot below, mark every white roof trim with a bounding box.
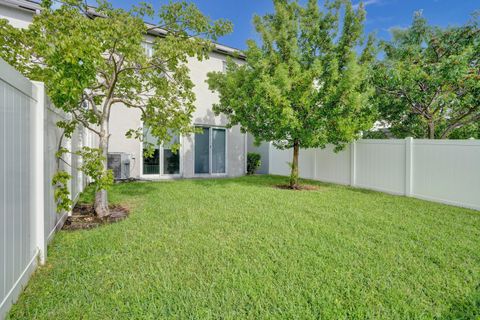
[0,0,41,12]
[2,0,245,59]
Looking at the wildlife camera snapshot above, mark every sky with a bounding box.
[105,0,478,50]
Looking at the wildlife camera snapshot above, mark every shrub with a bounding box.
[247,153,261,175]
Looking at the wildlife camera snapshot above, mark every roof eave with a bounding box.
[145,27,245,60]
[0,0,41,13]
[2,1,246,60]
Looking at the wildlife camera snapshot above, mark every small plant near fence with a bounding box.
[247,153,261,175]
[53,147,114,213]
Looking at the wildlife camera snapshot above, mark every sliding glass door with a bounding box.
[194,127,210,174]
[163,135,180,174]
[143,127,181,176]
[143,128,160,175]
[194,127,227,175]
[212,129,226,173]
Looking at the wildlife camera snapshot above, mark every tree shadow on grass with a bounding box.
[79,181,159,204]
[183,175,332,192]
[107,175,332,199]
[345,187,386,195]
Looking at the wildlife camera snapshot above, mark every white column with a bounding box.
[64,137,72,213]
[267,142,271,175]
[31,81,46,264]
[244,133,248,174]
[78,127,84,191]
[350,141,357,187]
[405,137,413,196]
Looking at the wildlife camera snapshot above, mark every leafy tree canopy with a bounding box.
[372,11,480,139]
[207,0,375,187]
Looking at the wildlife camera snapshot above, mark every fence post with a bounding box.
[32,81,46,265]
[405,137,413,196]
[350,140,356,186]
[64,137,73,214]
[78,127,84,191]
[267,142,271,175]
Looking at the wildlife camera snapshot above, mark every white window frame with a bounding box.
[142,41,154,58]
[193,126,228,177]
[222,60,227,73]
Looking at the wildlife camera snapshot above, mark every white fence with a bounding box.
[268,138,480,210]
[0,58,91,319]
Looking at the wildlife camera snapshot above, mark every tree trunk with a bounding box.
[95,188,109,218]
[289,141,300,189]
[427,121,435,139]
[94,121,110,218]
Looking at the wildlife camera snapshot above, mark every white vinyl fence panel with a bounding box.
[269,147,292,177]
[355,140,406,195]
[314,145,351,185]
[412,140,480,209]
[298,148,316,179]
[0,59,35,320]
[267,138,480,210]
[38,85,90,255]
[0,58,92,319]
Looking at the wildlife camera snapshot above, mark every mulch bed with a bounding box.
[62,204,130,231]
[274,184,320,191]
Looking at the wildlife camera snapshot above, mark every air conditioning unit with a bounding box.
[107,152,131,180]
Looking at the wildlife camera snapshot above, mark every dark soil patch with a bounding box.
[274,184,320,191]
[63,204,129,231]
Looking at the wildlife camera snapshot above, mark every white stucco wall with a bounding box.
[108,104,143,178]
[182,52,246,178]
[108,52,247,179]
[1,3,247,179]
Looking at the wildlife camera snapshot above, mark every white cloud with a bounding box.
[385,25,408,34]
[352,0,383,10]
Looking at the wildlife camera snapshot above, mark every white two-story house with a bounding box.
[0,0,248,180]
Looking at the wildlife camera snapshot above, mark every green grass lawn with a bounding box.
[8,176,480,319]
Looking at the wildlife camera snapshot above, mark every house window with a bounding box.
[194,127,226,174]
[142,42,154,58]
[143,127,180,175]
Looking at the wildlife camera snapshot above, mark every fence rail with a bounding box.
[268,138,480,211]
[0,58,91,319]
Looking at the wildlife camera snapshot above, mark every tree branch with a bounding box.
[440,109,480,138]
[71,109,101,136]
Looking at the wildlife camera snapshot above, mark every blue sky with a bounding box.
[106,0,478,50]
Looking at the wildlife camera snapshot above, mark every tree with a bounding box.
[372,12,480,139]
[1,0,232,217]
[0,19,31,75]
[207,0,375,188]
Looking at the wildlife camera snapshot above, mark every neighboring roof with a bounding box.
[1,0,245,60]
[0,0,41,12]
[141,20,245,60]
